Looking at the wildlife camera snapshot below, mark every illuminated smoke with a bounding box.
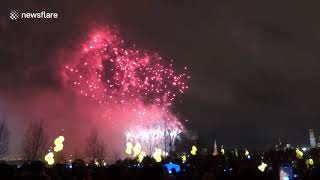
[63,26,189,155]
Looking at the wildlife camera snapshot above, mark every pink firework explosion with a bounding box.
[64,28,189,107]
[63,27,189,153]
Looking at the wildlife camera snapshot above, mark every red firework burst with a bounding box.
[64,28,190,109]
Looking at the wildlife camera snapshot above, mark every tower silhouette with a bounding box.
[309,129,316,148]
[213,140,218,156]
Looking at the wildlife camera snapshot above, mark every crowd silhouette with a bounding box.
[1,148,320,180]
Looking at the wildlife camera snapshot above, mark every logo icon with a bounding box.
[9,10,19,20]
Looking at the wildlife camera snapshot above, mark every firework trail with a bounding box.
[64,26,189,155]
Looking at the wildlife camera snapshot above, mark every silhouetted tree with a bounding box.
[86,129,106,164]
[113,151,120,162]
[96,139,106,164]
[0,117,9,158]
[23,119,48,161]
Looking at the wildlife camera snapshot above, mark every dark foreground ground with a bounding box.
[1,148,320,180]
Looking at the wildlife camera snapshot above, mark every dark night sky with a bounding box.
[1,0,320,148]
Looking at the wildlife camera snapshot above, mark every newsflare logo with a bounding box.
[9,10,19,20]
[9,10,59,20]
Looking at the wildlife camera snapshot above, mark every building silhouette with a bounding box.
[309,129,316,148]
